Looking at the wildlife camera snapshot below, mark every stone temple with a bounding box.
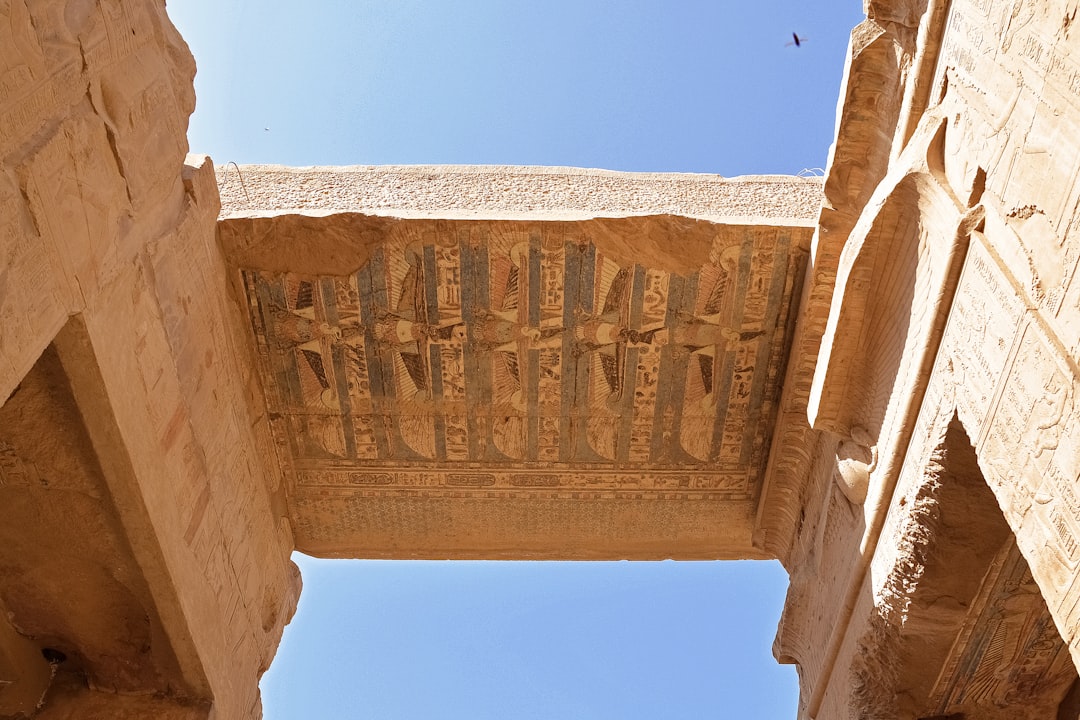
[2,1,1080,718]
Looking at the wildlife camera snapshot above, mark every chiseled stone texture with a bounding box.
[216,164,824,222]
[0,2,297,718]
[219,212,813,560]
[768,0,1080,718]
[7,0,1080,718]
[216,169,822,562]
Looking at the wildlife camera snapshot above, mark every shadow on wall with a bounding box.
[854,417,1077,720]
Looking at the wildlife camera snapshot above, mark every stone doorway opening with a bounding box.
[860,417,1079,720]
[0,322,212,718]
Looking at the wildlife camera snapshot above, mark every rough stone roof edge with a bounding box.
[208,160,825,225]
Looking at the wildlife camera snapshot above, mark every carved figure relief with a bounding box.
[242,223,800,499]
[835,426,876,505]
[928,542,1077,714]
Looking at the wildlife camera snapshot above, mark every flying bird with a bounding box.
[786,33,806,47]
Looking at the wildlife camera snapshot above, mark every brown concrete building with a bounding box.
[1,0,1079,717]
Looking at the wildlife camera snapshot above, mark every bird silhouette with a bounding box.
[786,32,806,47]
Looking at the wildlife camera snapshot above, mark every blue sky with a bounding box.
[167,2,865,717]
[171,1,862,174]
[275,558,798,719]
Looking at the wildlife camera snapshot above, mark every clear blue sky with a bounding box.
[167,2,865,718]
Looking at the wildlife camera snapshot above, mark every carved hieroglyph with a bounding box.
[237,219,806,556]
[219,171,819,557]
[768,0,1080,717]
[0,1,302,717]
[927,541,1077,716]
[246,228,783,480]
[13,0,1080,714]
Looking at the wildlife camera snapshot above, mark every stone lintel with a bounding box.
[215,164,824,224]
[217,184,819,560]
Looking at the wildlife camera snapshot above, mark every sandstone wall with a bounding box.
[8,0,1080,717]
[0,2,297,717]
[215,168,820,561]
[765,0,1080,717]
[215,164,823,223]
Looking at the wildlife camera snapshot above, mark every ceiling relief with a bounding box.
[240,220,804,506]
[927,540,1077,715]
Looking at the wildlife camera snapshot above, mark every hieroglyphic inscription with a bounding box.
[928,541,1077,714]
[944,235,1024,440]
[0,64,81,145]
[295,467,750,499]
[0,192,68,376]
[935,0,1080,320]
[81,0,157,70]
[0,0,45,95]
[1060,265,1080,362]
[242,223,801,504]
[1,0,160,146]
[932,0,1001,94]
[982,321,1080,627]
[0,440,39,487]
[287,493,751,552]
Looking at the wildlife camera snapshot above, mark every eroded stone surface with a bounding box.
[767,0,1080,718]
[221,213,811,558]
[216,164,824,223]
[5,0,1080,718]
[0,2,297,717]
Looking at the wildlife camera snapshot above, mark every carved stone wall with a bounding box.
[766,0,1080,717]
[216,173,820,559]
[5,1,1080,718]
[0,2,298,717]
